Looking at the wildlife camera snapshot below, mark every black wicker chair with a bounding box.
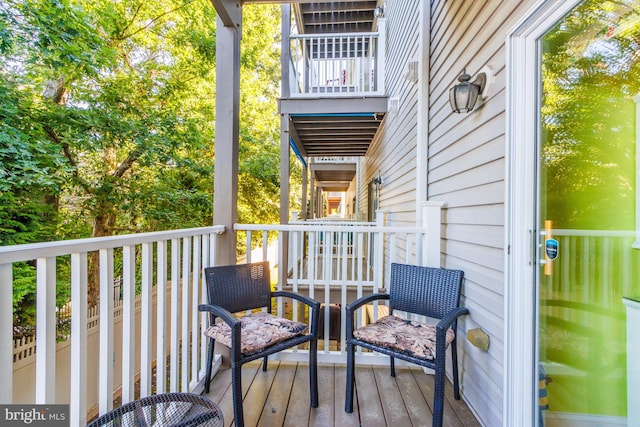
[345,263,469,427]
[87,392,223,427]
[199,261,320,427]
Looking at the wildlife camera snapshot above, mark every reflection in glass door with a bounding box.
[537,1,640,425]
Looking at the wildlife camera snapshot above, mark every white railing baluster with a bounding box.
[0,263,12,404]
[99,248,114,414]
[70,252,88,426]
[199,235,209,379]
[35,257,56,403]
[156,240,167,394]
[170,238,180,392]
[191,235,201,389]
[246,231,252,264]
[140,242,153,397]
[181,237,191,392]
[122,245,136,403]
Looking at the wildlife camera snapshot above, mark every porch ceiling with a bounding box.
[281,96,387,158]
[311,162,356,191]
[294,1,378,34]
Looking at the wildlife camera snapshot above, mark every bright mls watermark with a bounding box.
[0,405,68,426]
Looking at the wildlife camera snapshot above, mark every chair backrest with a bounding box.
[204,261,271,314]
[389,263,464,320]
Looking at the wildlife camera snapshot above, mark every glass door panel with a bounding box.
[538,1,640,425]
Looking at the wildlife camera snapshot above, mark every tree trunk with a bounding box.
[87,208,117,307]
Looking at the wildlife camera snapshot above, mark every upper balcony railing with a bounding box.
[288,22,386,98]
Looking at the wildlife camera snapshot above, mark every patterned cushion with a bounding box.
[204,312,307,355]
[353,315,455,361]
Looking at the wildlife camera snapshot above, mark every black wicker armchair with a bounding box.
[345,263,469,427]
[199,261,320,427]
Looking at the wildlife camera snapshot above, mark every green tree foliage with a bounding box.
[1,1,287,320]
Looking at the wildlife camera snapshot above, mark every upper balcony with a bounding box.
[280,2,388,161]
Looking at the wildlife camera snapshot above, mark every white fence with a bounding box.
[289,22,386,97]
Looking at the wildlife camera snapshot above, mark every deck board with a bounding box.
[204,361,481,427]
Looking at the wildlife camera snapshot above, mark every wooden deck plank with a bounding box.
[282,363,311,427]
[257,361,296,427]
[333,363,361,427]
[309,364,335,426]
[411,368,464,427]
[204,361,479,427]
[373,365,414,426]
[241,360,280,426]
[355,365,386,427]
[395,367,434,427]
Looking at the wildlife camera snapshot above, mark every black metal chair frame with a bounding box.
[87,392,223,427]
[199,261,320,427]
[345,263,469,427]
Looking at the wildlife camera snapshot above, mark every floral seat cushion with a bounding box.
[353,315,455,361]
[204,311,307,355]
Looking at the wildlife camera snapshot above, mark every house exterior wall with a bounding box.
[360,0,542,426]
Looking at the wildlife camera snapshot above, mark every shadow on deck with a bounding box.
[203,360,480,427]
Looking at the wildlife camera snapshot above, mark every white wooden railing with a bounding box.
[1,203,443,425]
[0,226,224,426]
[289,22,386,97]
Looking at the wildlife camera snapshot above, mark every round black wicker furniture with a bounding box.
[86,392,223,427]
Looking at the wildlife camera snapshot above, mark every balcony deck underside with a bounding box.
[280,96,387,157]
[203,360,481,427]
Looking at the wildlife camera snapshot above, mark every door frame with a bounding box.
[504,0,583,426]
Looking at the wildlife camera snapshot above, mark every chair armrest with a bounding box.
[272,291,320,311]
[345,294,390,337]
[435,307,469,359]
[436,306,469,332]
[198,304,240,328]
[272,291,321,337]
[345,293,390,314]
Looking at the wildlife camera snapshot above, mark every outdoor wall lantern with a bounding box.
[374,6,384,18]
[449,69,487,113]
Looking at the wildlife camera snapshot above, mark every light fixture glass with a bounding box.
[449,70,487,113]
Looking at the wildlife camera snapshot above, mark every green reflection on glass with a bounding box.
[539,0,640,419]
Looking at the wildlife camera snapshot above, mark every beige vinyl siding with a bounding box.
[428,0,538,426]
[360,0,420,230]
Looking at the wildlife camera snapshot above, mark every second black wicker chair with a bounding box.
[345,263,469,427]
[199,261,320,427]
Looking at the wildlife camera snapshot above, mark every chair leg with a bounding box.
[231,363,244,427]
[433,365,446,427]
[451,339,461,400]
[309,338,319,408]
[390,356,396,377]
[262,355,268,372]
[204,338,215,394]
[345,342,356,413]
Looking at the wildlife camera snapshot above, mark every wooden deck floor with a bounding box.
[203,360,481,427]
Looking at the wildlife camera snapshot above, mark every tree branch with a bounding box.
[112,145,145,178]
[43,125,94,194]
[118,0,195,41]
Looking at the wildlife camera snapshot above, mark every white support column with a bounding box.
[213,13,241,266]
[35,257,56,404]
[0,264,12,404]
[416,0,431,223]
[376,18,386,94]
[422,201,445,268]
[70,252,88,427]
